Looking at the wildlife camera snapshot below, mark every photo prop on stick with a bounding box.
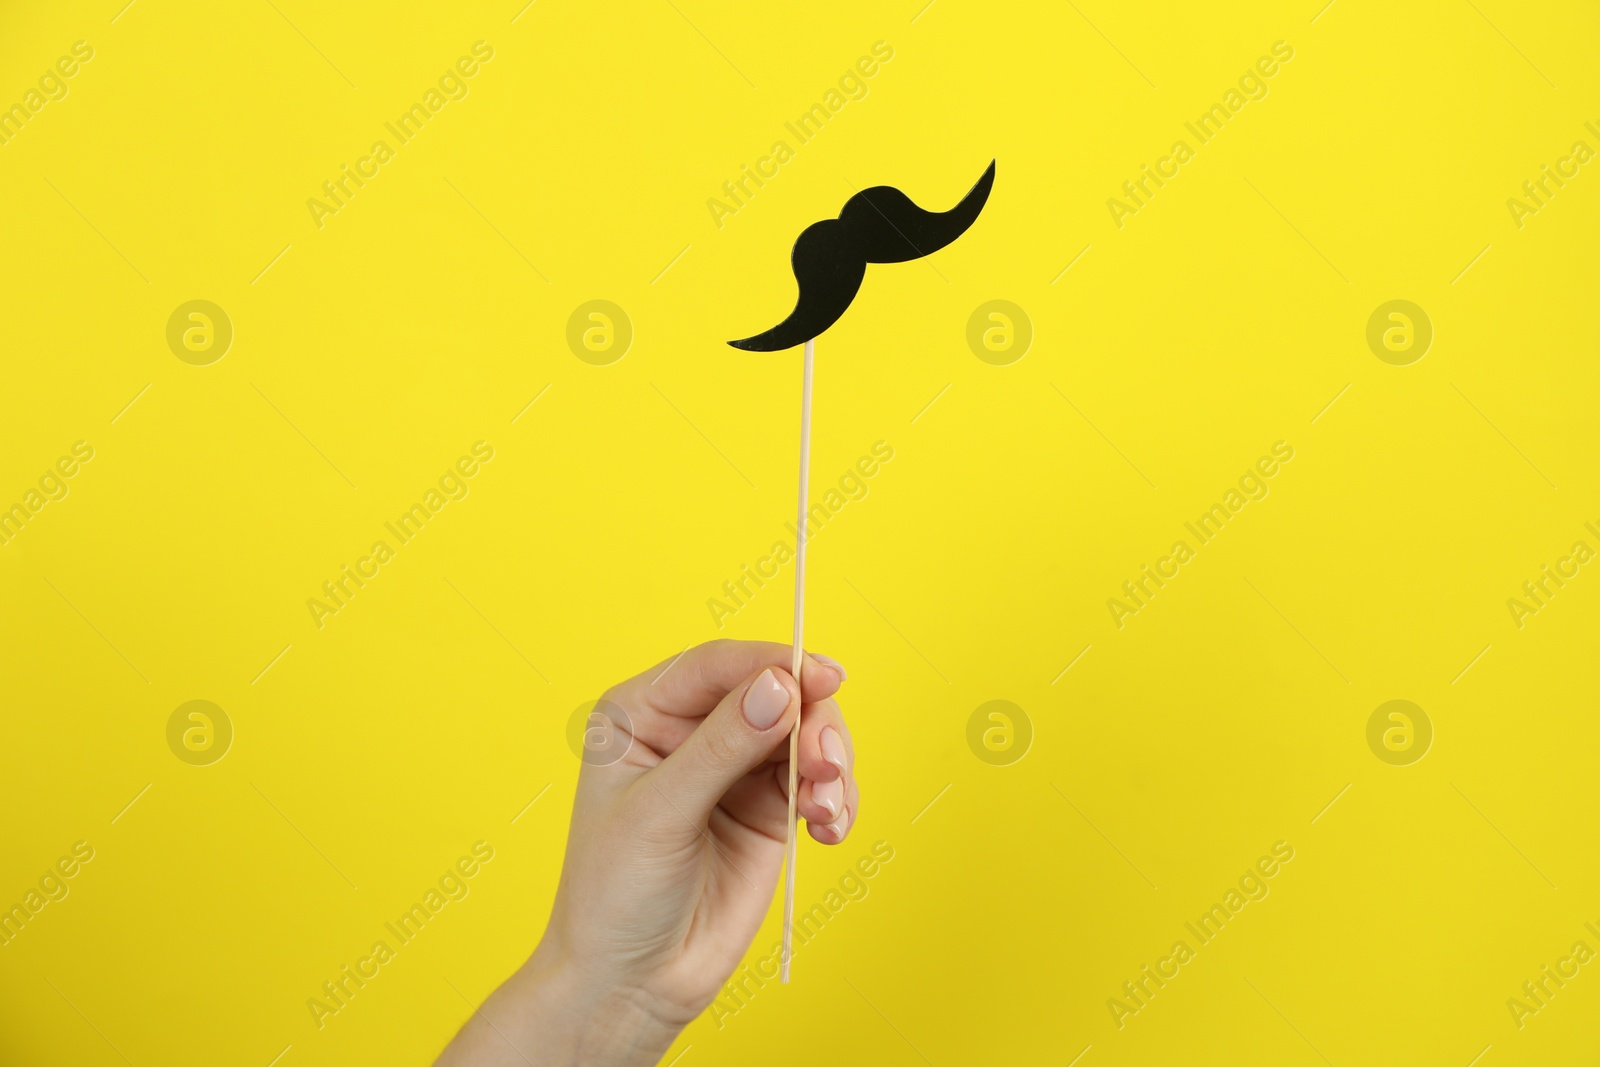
[729,160,996,981]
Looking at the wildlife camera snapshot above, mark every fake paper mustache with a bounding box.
[728,160,996,351]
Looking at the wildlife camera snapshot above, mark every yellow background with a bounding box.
[2,0,1597,1063]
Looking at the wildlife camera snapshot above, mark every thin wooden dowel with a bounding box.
[781,337,814,983]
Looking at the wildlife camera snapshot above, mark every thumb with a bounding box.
[647,666,798,824]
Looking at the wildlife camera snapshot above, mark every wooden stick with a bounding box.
[781,337,814,983]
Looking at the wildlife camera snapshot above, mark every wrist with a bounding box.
[511,940,685,1067]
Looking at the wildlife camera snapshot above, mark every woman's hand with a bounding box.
[436,639,858,1066]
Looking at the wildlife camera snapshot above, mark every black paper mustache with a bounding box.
[728,160,996,352]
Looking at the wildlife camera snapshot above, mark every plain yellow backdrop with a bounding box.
[1,1,1597,1064]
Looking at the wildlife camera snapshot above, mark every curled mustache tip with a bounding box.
[729,160,996,352]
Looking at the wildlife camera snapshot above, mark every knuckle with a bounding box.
[700,719,744,767]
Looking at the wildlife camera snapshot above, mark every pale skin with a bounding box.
[435,640,858,1066]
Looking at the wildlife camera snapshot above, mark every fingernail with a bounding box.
[743,669,789,730]
[820,726,847,773]
[813,777,843,820]
[825,805,851,841]
[812,653,847,681]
